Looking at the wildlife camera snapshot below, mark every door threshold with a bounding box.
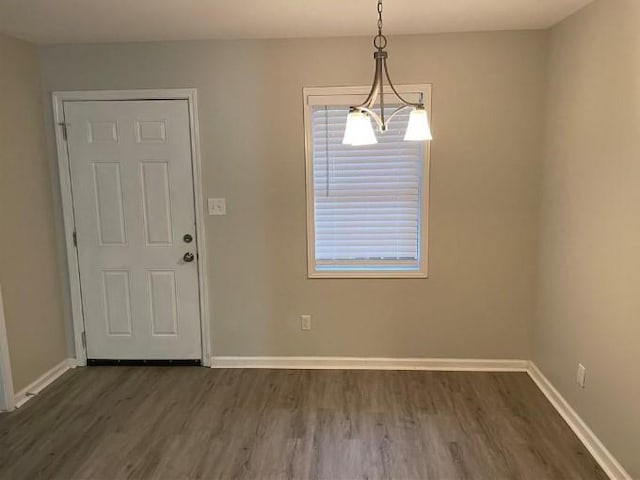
[87,359,201,366]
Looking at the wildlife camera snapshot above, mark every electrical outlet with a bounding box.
[576,363,586,388]
[300,315,311,331]
[208,198,226,216]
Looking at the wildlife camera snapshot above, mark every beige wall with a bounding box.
[535,0,640,476]
[38,31,546,360]
[0,34,68,392]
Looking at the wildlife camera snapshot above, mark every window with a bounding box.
[303,85,431,278]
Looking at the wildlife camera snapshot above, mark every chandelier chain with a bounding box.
[374,0,387,50]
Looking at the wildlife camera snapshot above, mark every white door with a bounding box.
[64,100,201,360]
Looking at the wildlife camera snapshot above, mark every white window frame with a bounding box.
[303,84,431,279]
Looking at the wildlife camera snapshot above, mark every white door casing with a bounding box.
[0,284,15,411]
[64,100,202,360]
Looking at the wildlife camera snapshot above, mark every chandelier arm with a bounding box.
[379,55,385,129]
[356,55,384,110]
[357,107,384,130]
[383,105,413,128]
[383,58,423,108]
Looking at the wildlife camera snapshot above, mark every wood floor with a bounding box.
[0,367,606,480]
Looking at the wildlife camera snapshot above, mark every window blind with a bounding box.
[311,104,424,272]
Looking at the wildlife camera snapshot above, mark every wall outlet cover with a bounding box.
[576,363,586,388]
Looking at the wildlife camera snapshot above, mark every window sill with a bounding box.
[308,270,428,279]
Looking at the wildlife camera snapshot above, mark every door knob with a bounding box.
[183,252,195,263]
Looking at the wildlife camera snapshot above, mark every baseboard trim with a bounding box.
[210,356,529,371]
[527,362,631,480]
[13,358,76,409]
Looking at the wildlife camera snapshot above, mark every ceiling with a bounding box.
[0,0,594,45]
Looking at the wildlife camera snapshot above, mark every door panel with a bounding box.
[140,162,173,245]
[148,270,179,336]
[93,162,127,245]
[102,270,133,336]
[64,100,201,360]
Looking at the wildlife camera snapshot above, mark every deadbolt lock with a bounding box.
[183,234,193,243]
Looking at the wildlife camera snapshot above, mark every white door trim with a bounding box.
[52,89,211,366]
[0,284,16,411]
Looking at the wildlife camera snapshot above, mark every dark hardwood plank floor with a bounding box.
[0,367,606,480]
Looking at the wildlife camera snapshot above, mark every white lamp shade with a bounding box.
[404,108,432,141]
[343,111,378,146]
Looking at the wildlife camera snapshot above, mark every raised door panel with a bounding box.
[92,162,127,245]
[140,162,173,245]
[148,270,179,336]
[88,121,119,144]
[101,270,133,336]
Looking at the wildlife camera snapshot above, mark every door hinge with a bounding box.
[81,331,86,349]
[72,230,77,247]
[58,122,68,141]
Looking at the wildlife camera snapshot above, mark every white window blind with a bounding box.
[310,103,425,273]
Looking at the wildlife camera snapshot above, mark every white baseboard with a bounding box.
[527,362,631,480]
[13,358,77,409]
[210,356,529,371]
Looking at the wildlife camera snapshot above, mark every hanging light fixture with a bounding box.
[343,0,432,146]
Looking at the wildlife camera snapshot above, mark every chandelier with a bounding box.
[343,0,433,146]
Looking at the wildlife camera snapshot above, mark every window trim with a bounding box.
[303,84,432,279]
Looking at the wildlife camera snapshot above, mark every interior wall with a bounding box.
[535,0,640,476]
[38,31,546,360]
[0,34,68,392]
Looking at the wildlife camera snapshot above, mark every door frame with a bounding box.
[52,89,211,366]
[0,284,15,411]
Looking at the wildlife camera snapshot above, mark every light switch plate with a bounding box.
[208,198,226,216]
